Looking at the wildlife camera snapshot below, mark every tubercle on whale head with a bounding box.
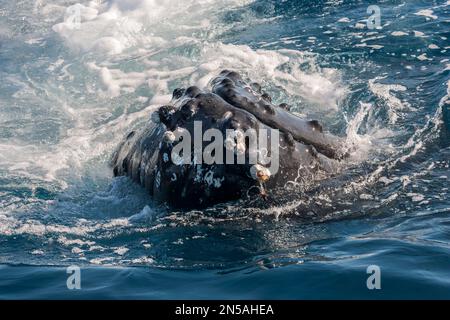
[156,105,177,128]
[153,87,204,130]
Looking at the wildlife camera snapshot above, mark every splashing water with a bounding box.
[0,0,449,299]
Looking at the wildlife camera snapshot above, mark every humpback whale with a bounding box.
[112,70,349,208]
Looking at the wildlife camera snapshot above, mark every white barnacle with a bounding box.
[234,130,244,141]
[236,141,246,155]
[163,131,176,144]
[224,137,236,150]
[171,173,177,182]
[163,153,169,163]
[250,164,271,182]
[222,111,233,121]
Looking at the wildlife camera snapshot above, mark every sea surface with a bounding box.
[0,0,449,299]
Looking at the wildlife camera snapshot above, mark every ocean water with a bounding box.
[0,0,449,299]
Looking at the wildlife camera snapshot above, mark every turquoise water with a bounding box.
[0,0,449,299]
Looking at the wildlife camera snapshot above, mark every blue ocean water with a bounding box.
[0,0,449,299]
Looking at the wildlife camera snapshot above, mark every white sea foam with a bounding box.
[417,53,431,61]
[52,0,253,55]
[344,101,396,163]
[414,9,437,20]
[368,78,412,124]
[413,30,427,38]
[114,246,129,255]
[338,17,350,23]
[391,31,408,37]
[85,43,347,109]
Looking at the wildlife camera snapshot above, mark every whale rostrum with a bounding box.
[112,70,349,208]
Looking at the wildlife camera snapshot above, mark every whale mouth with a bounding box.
[112,70,349,208]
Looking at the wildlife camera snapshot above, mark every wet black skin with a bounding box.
[112,70,347,208]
